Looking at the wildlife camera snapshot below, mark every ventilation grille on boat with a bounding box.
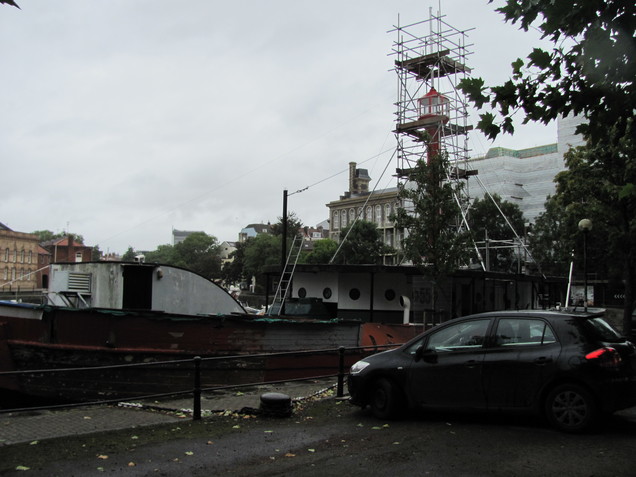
[67,273,91,293]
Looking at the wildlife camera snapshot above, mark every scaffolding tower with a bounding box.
[390,11,476,225]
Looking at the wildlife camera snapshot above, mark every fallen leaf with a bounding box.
[308,449,316,453]
[128,462,136,467]
[206,441,214,445]
[232,425,241,429]
[97,455,109,460]
[29,440,39,445]
[264,430,274,434]
[15,466,30,471]
[83,416,92,420]
[185,451,194,456]
[97,467,105,472]
[285,453,296,458]
[131,435,139,440]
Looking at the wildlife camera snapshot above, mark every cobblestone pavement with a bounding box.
[0,378,338,446]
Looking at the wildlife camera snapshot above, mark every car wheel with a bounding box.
[370,378,404,420]
[544,383,597,432]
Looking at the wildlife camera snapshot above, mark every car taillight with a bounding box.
[585,347,622,368]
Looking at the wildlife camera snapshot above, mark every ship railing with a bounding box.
[0,343,402,419]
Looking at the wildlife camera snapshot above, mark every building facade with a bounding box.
[42,236,94,264]
[326,162,400,264]
[0,222,39,290]
[238,223,271,243]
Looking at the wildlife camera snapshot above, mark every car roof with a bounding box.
[458,308,606,321]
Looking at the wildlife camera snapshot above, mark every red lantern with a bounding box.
[418,88,449,162]
[418,87,450,122]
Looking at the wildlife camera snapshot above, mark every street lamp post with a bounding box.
[578,218,593,312]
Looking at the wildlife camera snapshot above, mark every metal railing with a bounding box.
[0,344,399,419]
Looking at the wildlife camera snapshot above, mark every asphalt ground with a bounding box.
[0,378,338,446]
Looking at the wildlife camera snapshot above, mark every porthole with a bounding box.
[349,288,361,300]
[298,287,307,298]
[323,287,332,299]
[384,289,396,301]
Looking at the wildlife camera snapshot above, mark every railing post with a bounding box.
[337,346,345,397]
[193,356,201,421]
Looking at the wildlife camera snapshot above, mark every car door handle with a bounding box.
[534,357,552,365]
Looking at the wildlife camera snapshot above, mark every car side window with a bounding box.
[425,319,491,352]
[495,318,557,346]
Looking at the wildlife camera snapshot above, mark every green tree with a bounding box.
[527,196,573,277]
[459,0,636,333]
[393,156,470,279]
[305,238,339,264]
[91,245,102,261]
[172,232,222,278]
[222,241,248,285]
[243,234,281,289]
[459,1,635,144]
[144,244,176,264]
[333,221,391,265]
[468,194,526,272]
[270,211,303,240]
[531,144,622,286]
[121,247,137,262]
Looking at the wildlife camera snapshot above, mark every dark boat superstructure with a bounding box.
[0,262,422,402]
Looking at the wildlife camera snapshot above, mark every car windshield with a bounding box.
[584,316,623,342]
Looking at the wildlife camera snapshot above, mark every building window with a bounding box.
[375,205,382,224]
[385,204,392,222]
[11,268,16,280]
[3,248,8,262]
[75,252,83,263]
[366,206,372,221]
[20,250,25,263]
[28,251,32,264]
[341,210,347,228]
[3,267,7,280]
[333,211,339,230]
[349,208,355,223]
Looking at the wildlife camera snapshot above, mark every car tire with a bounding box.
[544,383,597,432]
[370,378,404,420]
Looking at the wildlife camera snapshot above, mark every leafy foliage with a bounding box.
[467,194,526,272]
[144,232,222,279]
[332,221,391,265]
[460,1,636,144]
[242,234,281,279]
[305,238,339,264]
[270,211,303,239]
[222,241,248,284]
[392,156,470,278]
[461,0,636,333]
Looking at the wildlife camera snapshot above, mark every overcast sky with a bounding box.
[0,0,556,254]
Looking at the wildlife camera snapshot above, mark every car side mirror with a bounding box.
[415,346,438,364]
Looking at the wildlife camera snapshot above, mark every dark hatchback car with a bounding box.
[348,310,636,432]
